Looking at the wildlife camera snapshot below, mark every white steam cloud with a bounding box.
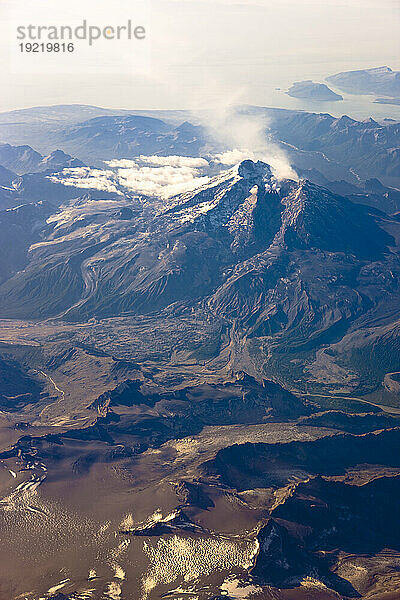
[204,104,298,181]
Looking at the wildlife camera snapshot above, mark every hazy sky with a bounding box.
[0,0,399,112]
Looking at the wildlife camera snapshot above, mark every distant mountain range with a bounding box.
[0,144,85,175]
[257,108,400,185]
[0,104,398,187]
[56,115,209,163]
[0,144,114,210]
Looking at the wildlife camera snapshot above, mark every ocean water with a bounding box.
[256,85,400,122]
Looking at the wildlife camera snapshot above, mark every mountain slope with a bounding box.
[0,160,399,401]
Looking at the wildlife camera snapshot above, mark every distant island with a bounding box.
[326,66,400,97]
[287,80,343,101]
[374,97,400,106]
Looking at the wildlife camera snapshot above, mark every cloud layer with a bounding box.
[49,156,211,199]
[49,147,297,203]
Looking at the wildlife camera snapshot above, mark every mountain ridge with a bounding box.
[0,159,399,401]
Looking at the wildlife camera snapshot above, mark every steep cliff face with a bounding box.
[298,410,400,433]
[0,358,46,411]
[252,475,400,595]
[82,371,311,449]
[202,428,400,490]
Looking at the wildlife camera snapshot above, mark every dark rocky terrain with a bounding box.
[253,475,400,595]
